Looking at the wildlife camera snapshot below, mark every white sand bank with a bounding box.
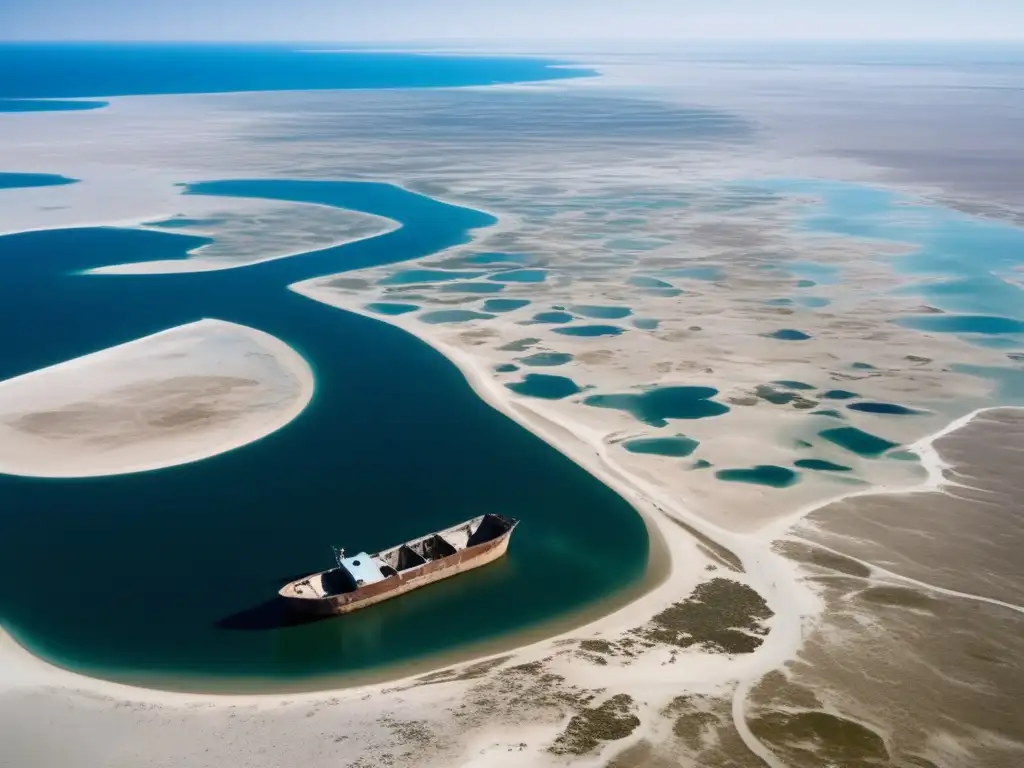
[0,319,313,478]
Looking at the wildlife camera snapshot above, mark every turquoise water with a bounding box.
[0,44,592,104]
[418,309,495,324]
[896,314,1024,335]
[584,386,729,427]
[553,324,624,337]
[528,311,573,324]
[505,374,581,400]
[482,298,530,313]
[633,318,660,330]
[607,237,665,251]
[488,268,549,283]
[366,302,420,316]
[715,466,799,487]
[756,178,1024,351]
[518,352,573,367]
[494,363,519,373]
[0,178,649,690]
[819,427,899,457]
[622,435,700,458]
[0,172,77,189]
[888,450,921,462]
[795,296,832,308]
[464,252,533,266]
[570,305,633,320]
[0,98,108,112]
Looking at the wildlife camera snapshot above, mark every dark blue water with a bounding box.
[0,179,648,690]
[0,44,592,103]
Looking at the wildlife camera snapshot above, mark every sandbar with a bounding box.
[0,319,313,478]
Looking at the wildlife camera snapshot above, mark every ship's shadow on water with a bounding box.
[216,596,332,631]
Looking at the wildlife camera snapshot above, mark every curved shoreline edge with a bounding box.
[0,184,1018,711]
[0,319,315,479]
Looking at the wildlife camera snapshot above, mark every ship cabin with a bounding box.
[288,513,515,600]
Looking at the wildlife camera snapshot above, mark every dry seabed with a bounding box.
[0,319,314,478]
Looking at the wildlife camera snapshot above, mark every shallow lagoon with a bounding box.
[528,311,573,324]
[848,402,922,416]
[819,426,899,457]
[0,172,77,189]
[765,329,812,341]
[553,324,624,337]
[519,352,573,367]
[488,268,549,283]
[570,305,633,320]
[758,178,1024,342]
[794,459,853,472]
[366,302,420,316]
[716,465,799,488]
[0,178,649,690]
[505,374,581,400]
[622,435,700,457]
[585,386,729,427]
[419,309,496,324]
[482,298,530,313]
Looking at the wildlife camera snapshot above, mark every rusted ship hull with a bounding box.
[279,514,518,616]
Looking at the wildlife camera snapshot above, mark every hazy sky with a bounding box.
[3,0,1024,42]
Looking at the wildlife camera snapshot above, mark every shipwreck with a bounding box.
[279,513,519,615]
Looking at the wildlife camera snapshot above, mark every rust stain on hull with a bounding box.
[279,514,518,616]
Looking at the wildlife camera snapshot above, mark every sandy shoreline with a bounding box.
[4,310,1014,766]
[1,215,1015,709]
[0,319,315,478]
